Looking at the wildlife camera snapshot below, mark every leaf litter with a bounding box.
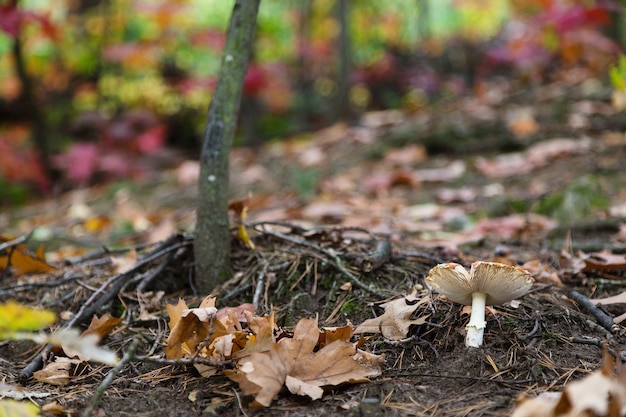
[2,77,626,416]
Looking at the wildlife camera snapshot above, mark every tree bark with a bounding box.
[194,0,260,295]
[11,0,55,186]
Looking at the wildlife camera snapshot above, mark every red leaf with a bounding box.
[136,125,166,154]
[53,142,99,184]
[0,4,20,37]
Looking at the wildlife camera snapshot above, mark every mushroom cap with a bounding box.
[426,261,534,305]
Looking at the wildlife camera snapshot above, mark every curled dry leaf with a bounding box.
[512,349,626,417]
[354,290,430,340]
[33,357,81,387]
[165,297,216,360]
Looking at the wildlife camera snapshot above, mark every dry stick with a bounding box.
[20,236,189,380]
[252,258,269,309]
[569,336,626,362]
[257,227,380,296]
[360,239,392,272]
[82,338,140,417]
[569,290,619,333]
[0,272,82,297]
[0,229,35,252]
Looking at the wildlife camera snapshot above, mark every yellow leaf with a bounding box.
[0,301,56,337]
[0,399,40,417]
[237,224,255,249]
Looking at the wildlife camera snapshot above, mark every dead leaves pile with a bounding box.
[165,296,385,407]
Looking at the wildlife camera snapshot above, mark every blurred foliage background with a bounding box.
[0,0,624,203]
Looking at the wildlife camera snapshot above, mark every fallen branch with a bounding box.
[82,338,141,417]
[569,336,626,362]
[359,240,392,272]
[569,290,619,333]
[20,234,190,380]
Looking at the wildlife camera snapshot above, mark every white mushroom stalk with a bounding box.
[466,292,487,348]
[426,261,534,348]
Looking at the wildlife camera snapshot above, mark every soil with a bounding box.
[2,78,626,417]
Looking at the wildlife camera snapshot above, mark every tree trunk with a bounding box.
[12,0,55,187]
[194,0,261,295]
[335,0,352,123]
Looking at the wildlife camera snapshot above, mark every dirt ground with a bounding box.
[2,78,626,416]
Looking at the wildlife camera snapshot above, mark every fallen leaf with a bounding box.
[512,349,626,416]
[354,290,430,340]
[0,300,56,338]
[82,314,123,340]
[0,235,57,275]
[521,260,563,286]
[226,317,384,407]
[583,250,626,271]
[48,328,119,365]
[0,399,40,417]
[33,357,80,386]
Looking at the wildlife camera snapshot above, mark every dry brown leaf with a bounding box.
[165,298,213,359]
[33,358,80,387]
[512,349,626,417]
[109,249,137,274]
[583,250,626,271]
[319,322,353,347]
[226,317,384,407]
[521,260,563,286]
[0,235,57,275]
[82,313,123,340]
[354,291,430,340]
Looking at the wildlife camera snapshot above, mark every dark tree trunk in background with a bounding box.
[335,0,352,122]
[194,0,260,295]
[11,0,55,185]
[295,0,313,132]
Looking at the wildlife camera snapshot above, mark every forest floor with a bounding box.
[2,74,626,417]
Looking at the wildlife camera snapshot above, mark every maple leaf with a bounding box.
[226,317,384,407]
[354,291,430,340]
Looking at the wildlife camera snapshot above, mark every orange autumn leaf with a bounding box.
[0,235,56,275]
[82,314,123,340]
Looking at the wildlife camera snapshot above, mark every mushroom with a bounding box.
[426,261,534,348]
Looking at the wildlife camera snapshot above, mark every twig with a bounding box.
[257,226,381,296]
[133,355,231,367]
[569,337,626,362]
[82,338,140,417]
[519,319,540,341]
[569,290,619,333]
[21,235,190,380]
[233,388,250,417]
[360,240,392,272]
[252,258,268,309]
[0,229,35,253]
[0,272,82,297]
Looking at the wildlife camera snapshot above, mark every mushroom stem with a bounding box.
[466,292,488,348]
